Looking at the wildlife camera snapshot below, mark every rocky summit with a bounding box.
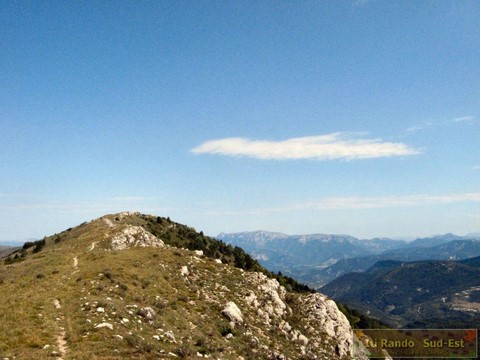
[0,212,366,359]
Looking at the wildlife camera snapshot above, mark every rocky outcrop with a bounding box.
[298,293,357,358]
[241,270,365,359]
[111,225,164,250]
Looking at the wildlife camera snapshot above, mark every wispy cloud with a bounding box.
[290,193,480,210]
[404,122,433,134]
[403,115,476,136]
[453,116,474,123]
[205,193,480,216]
[192,133,420,161]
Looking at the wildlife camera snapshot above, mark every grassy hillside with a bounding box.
[0,212,363,360]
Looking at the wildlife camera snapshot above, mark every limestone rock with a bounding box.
[53,299,61,309]
[95,322,113,330]
[298,293,358,358]
[180,266,189,276]
[111,225,164,250]
[221,301,243,324]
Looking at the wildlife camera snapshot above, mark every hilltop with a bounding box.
[0,212,366,360]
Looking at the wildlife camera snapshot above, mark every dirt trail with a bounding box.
[52,299,68,359]
[89,241,97,252]
[56,329,68,359]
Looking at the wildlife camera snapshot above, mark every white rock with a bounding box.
[221,301,243,324]
[245,292,260,308]
[114,335,123,340]
[143,307,156,320]
[111,225,164,250]
[95,322,113,330]
[299,293,360,358]
[214,259,222,264]
[153,335,160,341]
[194,250,203,256]
[298,334,309,346]
[96,307,105,313]
[180,266,189,276]
[165,330,176,343]
[53,299,61,309]
[121,318,129,323]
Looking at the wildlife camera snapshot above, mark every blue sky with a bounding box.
[1,1,479,241]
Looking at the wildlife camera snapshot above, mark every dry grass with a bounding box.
[0,213,348,360]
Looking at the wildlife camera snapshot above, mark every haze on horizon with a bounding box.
[1,1,479,241]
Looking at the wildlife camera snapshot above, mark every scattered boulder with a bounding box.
[137,306,156,321]
[221,301,243,324]
[95,322,113,330]
[165,330,176,343]
[180,266,189,276]
[298,334,309,346]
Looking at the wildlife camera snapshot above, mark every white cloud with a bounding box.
[191,133,420,161]
[453,116,474,123]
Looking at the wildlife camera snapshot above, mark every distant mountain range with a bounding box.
[321,257,480,328]
[217,231,480,288]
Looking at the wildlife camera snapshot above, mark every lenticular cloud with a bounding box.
[191,133,420,160]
